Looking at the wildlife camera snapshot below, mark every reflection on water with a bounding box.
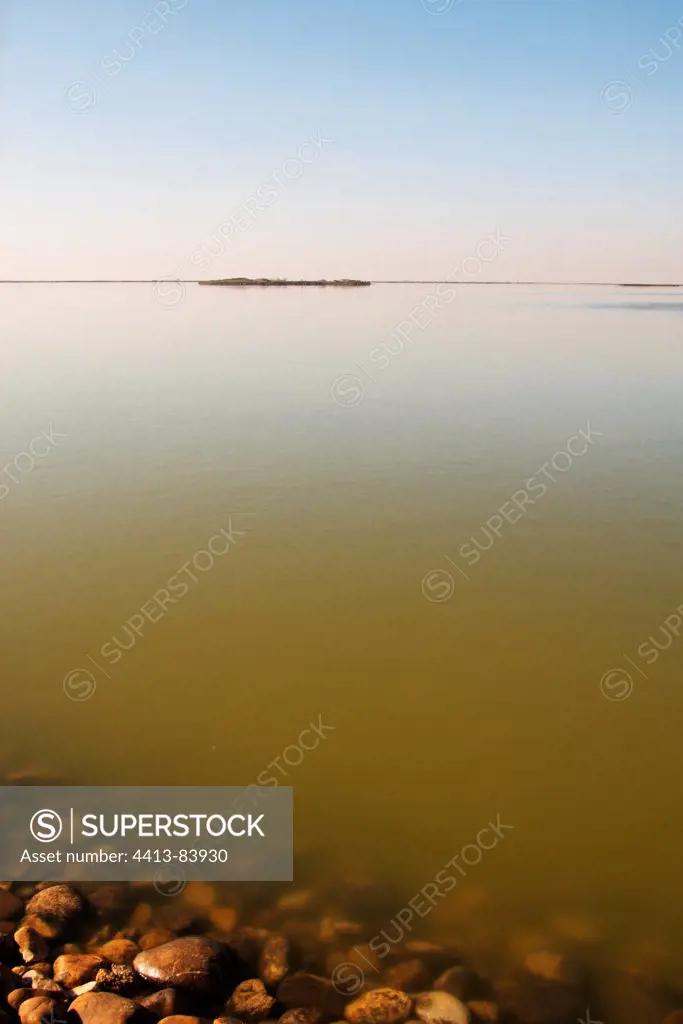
[2,283,683,982]
[588,301,683,312]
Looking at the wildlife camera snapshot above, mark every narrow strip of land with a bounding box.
[0,280,680,287]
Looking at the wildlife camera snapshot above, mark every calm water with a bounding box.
[2,283,682,974]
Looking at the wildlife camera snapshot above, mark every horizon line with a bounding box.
[0,280,681,287]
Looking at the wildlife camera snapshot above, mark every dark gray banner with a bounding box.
[0,786,292,881]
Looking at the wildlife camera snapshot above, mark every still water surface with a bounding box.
[2,283,682,971]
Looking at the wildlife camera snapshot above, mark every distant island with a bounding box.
[198,277,371,287]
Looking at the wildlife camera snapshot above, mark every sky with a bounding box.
[1,0,682,282]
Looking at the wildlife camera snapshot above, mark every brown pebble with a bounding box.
[279,1011,322,1024]
[137,988,183,1017]
[53,953,104,988]
[133,936,233,993]
[155,906,198,932]
[126,903,154,937]
[14,926,49,963]
[277,891,315,913]
[69,990,148,1023]
[209,908,239,934]
[18,996,63,1024]
[227,978,276,1021]
[21,914,61,940]
[318,919,364,944]
[89,885,129,913]
[7,989,38,1011]
[260,935,290,988]
[183,883,217,909]
[523,952,573,984]
[345,990,412,1024]
[156,1017,211,1024]
[24,885,85,933]
[434,967,484,1001]
[99,939,140,964]
[139,928,177,951]
[383,961,430,993]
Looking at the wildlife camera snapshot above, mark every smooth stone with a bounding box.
[69,991,150,1024]
[139,929,177,952]
[259,935,289,988]
[383,961,430,993]
[18,996,62,1024]
[183,883,217,909]
[127,903,155,936]
[137,988,183,1017]
[523,952,576,984]
[133,936,231,992]
[276,891,315,913]
[100,940,141,964]
[157,1018,211,1024]
[53,953,104,988]
[415,992,469,1024]
[344,989,413,1024]
[7,990,38,1011]
[278,1011,322,1024]
[434,969,484,1002]
[24,885,85,929]
[209,908,239,935]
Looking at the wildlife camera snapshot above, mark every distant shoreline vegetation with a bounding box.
[198,277,371,287]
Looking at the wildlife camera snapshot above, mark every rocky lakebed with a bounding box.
[0,876,682,1024]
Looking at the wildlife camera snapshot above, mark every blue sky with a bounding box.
[2,0,681,280]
